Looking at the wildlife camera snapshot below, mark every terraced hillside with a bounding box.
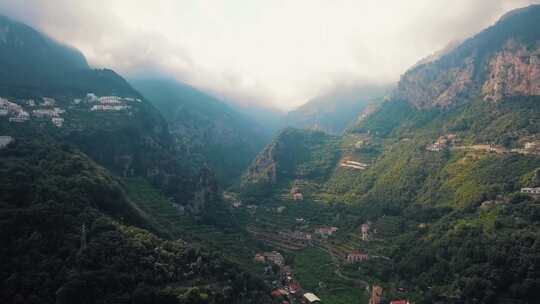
[236,6,540,303]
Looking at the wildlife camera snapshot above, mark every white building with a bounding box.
[303,293,321,303]
[0,136,13,148]
[9,111,30,122]
[91,105,129,111]
[0,108,8,116]
[521,187,540,195]
[33,109,58,118]
[51,117,64,127]
[41,97,56,106]
[98,96,123,104]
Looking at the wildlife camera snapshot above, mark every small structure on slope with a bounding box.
[346,252,369,263]
[0,136,14,149]
[290,186,304,201]
[303,292,321,303]
[315,226,338,238]
[521,187,540,196]
[340,160,369,170]
[361,222,371,241]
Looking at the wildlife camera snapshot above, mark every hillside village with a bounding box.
[0,94,141,130]
[222,189,414,304]
[228,121,540,303]
[426,133,540,156]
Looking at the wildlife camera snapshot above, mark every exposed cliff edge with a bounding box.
[395,5,540,108]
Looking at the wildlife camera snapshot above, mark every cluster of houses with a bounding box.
[426,134,460,152]
[32,106,65,127]
[521,187,540,196]
[1,97,65,126]
[73,93,139,112]
[88,95,134,112]
[254,251,285,266]
[511,141,540,155]
[1,97,30,123]
[340,159,370,170]
[0,93,144,127]
[256,251,322,303]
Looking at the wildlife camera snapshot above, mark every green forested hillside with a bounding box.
[236,5,540,303]
[0,139,271,304]
[240,97,540,304]
[131,78,268,186]
[0,16,273,304]
[240,128,340,198]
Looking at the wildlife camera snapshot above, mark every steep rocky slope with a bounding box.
[241,128,340,196]
[396,4,540,108]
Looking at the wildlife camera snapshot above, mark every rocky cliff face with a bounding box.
[396,56,476,108]
[482,41,540,101]
[396,5,540,109]
[241,128,339,191]
[242,142,278,185]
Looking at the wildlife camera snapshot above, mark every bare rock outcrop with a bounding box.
[395,5,540,109]
[482,41,540,101]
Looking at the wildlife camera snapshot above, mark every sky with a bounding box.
[1,0,539,111]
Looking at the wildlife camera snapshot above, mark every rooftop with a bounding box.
[303,293,321,303]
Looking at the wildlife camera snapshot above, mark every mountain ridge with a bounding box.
[395,4,540,109]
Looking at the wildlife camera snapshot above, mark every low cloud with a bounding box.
[1,0,539,110]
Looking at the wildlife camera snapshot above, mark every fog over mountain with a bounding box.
[1,0,538,110]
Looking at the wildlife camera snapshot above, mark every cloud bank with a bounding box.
[1,0,539,110]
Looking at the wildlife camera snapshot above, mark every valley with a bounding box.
[2,3,540,304]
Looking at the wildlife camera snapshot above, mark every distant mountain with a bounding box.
[130,78,269,186]
[283,85,391,135]
[396,4,540,108]
[227,101,284,137]
[0,15,138,98]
